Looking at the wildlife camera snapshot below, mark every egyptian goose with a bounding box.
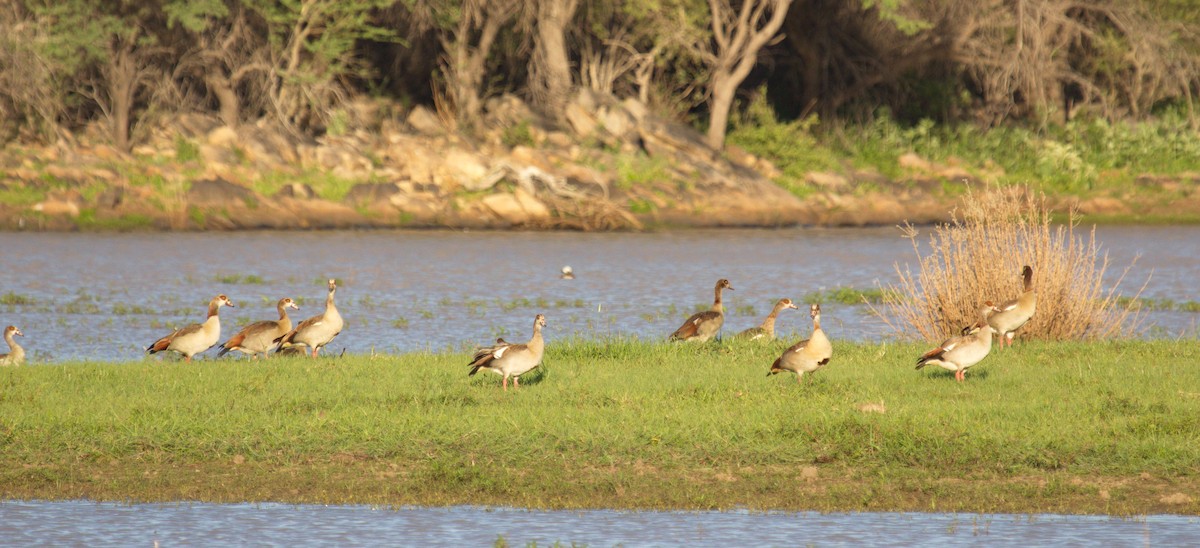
[560,266,575,280]
[669,278,734,342]
[768,304,832,383]
[988,265,1037,347]
[0,325,25,366]
[274,279,344,358]
[917,301,1002,382]
[469,314,546,390]
[738,298,798,340]
[218,297,299,359]
[146,295,235,362]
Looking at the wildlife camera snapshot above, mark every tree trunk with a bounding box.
[206,74,240,128]
[107,44,137,152]
[532,0,578,118]
[706,77,737,149]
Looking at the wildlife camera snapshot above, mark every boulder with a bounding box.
[188,178,255,206]
[481,189,551,225]
[344,182,404,205]
[407,106,444,134]
[445,150,492,191]
[32,199,80,217]
[274,183,317,200]
[207,126,239,148]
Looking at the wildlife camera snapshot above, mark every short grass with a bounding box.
[0,339,1197,515]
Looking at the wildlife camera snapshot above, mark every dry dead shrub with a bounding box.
[874,186,1145,342]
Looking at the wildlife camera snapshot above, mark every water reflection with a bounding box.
[1,501,1196,546]
[0,226,1195,363]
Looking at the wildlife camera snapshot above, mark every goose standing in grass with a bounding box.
[146,295,235,362]
[988,265,1037,347]
[0,325,25,366]
[737,298,798,341]
[469,314,546,390]
[218,297,299,359]
[274,279,343,358]
[669,278,733,342]
[768,304,832,384]
[917,302,1002,382]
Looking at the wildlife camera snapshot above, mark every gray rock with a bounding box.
[188,178,255,206]
[344,182,403,205]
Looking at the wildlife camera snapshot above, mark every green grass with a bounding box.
[213,273,268,285]
[0,339,1197,515]
[802,286,892,305]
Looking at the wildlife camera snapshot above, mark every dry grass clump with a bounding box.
[875,186,1144,342]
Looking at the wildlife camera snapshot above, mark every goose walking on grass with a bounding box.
[147,295,235,362]
[988,265,1037,347]
[469,314,546,390]
[274,279,343,358]
[768,304,832,384]
[917,302,1002,382]
[737,298,798,341]
[0,325,25,366]
[669,278,733,342]
[219,297,299,359]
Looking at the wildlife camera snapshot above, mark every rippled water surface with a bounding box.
[0,226,1195,362]
[1,501,1198,546]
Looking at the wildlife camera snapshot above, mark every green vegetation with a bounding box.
[727,106,1200,198]
[803,287,890,305]
[1,339,1197,515]
[213,274,267,285]
[0,291,35,305]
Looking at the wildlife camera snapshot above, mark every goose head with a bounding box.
[280,297,299,311]
[216,294,235,308]
[327,279,338,292]
[778,298,798,311]
[4,325,21,338]
[534,314,547,329]
[809,303,821,319]
[716,278,734,292]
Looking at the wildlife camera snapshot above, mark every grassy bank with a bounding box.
[1,339,1198,515]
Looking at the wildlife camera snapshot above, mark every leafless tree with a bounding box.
[174,7,270,128]
[689,0,793,149]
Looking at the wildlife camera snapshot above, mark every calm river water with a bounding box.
[0,225,1196,362]
[1,501,1198,546]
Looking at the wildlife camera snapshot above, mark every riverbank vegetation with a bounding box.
[2,2,1200,229]
[1,339,1197,515]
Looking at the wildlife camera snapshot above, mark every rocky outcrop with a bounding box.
[8,91,1177,232]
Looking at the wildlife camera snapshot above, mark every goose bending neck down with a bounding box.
[669,278,733,342]
[274,279,343,358]
[146,295,235,362]
[768,304,832,384]
[469,314,547,390]
[0,325,25,366]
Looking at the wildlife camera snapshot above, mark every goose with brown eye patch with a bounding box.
[146,295,235,362]
[669,279,733,343]
[0,325,25,366]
